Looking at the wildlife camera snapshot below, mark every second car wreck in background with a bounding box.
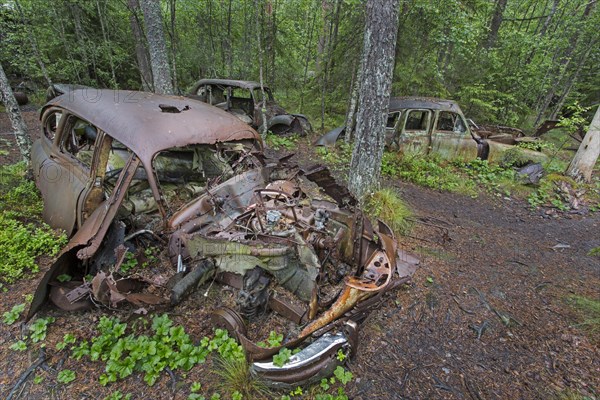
[27,89,418,387]
[187,79,312,136]
[317,97,547,164]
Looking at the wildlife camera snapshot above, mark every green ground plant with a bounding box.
[381,152,475,194]
[569,295,600,336]
[2,303,26,324]
[0,163,67,289]
[363,188,413,236]
[266,133,299,150]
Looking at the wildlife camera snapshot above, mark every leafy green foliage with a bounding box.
[3,303,25,324]
[316,143,353,168]
[104,391,132,400]
[257,330,283,348]
[10,340,27,351]
[29,317,55,343]
[0,163,67,288]
[265,134,298,150]
[56,274,72,283]
[56,333,77,351]
[273,348,293,367]
[363,188,413,236]
[119,251,138,274]
[75,315,244,387]
[456,159,517,196]
[57,369,76,384]
[557,102,590,135]
[333,366,353,385]
[588,247,600,257]
[381,152,472,194]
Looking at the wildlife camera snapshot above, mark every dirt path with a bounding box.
[0,110,598,399]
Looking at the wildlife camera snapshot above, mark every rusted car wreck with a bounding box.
[317,97,546,163]
[187,79,312,136]
[27,90,417,387]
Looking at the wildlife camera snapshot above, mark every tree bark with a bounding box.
[254,0,268,138]
[348,0,400,200]
[140,0,174,94]
[566,105,600,183]
[127,0,153,91]
[96,0,117,89]
[345,60,360,143]
[485,0,508,49]
[0,63,31,163]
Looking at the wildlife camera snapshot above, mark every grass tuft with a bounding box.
[363,188,413,236]
[569,295,600,338]
[212,357,271,399]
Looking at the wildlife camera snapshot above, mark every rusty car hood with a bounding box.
[43,90,261,165]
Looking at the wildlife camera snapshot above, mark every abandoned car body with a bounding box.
[316,97,546,163]
[28,89,417,387]
[187,79,312,136]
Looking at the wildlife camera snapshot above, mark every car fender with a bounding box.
[314,126,346,146]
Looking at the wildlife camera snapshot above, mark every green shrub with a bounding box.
[381,152,472,194]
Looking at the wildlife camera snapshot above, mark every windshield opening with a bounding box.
[152,140,260,213]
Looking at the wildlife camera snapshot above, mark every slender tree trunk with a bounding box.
[169,0,178,92]
[14,0,52,86]
[127,0,153,91]
[345,61,360,143]
[254,0,268,138]
[140,0,174,94]
[485,0,508,49]
[0,63,31,163]
[566,106,600,183]
[96,0,117,88]
[69,2,91,83]
[348,0,400,200]
[300,1,317,113]
[225,0,233,77]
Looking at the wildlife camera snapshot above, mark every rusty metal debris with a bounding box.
[187,79,312,136]
[27,89,417,387]
[316,96,547,164]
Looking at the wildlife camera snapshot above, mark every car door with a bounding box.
[33,110,96,236]
[397,109,432,155]
[430,111,478,160]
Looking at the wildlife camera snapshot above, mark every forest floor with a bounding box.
[0,110,598,400]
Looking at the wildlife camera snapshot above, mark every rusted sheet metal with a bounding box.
[187,78,312,136]
[316,96,547,165]
[43,89,261,166]
[28,90,418,387]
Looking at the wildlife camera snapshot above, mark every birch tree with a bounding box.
[140,0,173,94]
[348,0,399,200]
[566,105,600,183]
[0,63,31,163]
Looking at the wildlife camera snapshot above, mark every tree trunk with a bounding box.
[140,0,173,94]
[96,0,117,88]
[69,2,91,83]
[566,106,600,183]
[345,61,360,143]
[254,0,268,138]
[0,63,31,163]
[127,0,153,91]
[348,0,400,200]
[169,0,178,92]
[485,0,508,49]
